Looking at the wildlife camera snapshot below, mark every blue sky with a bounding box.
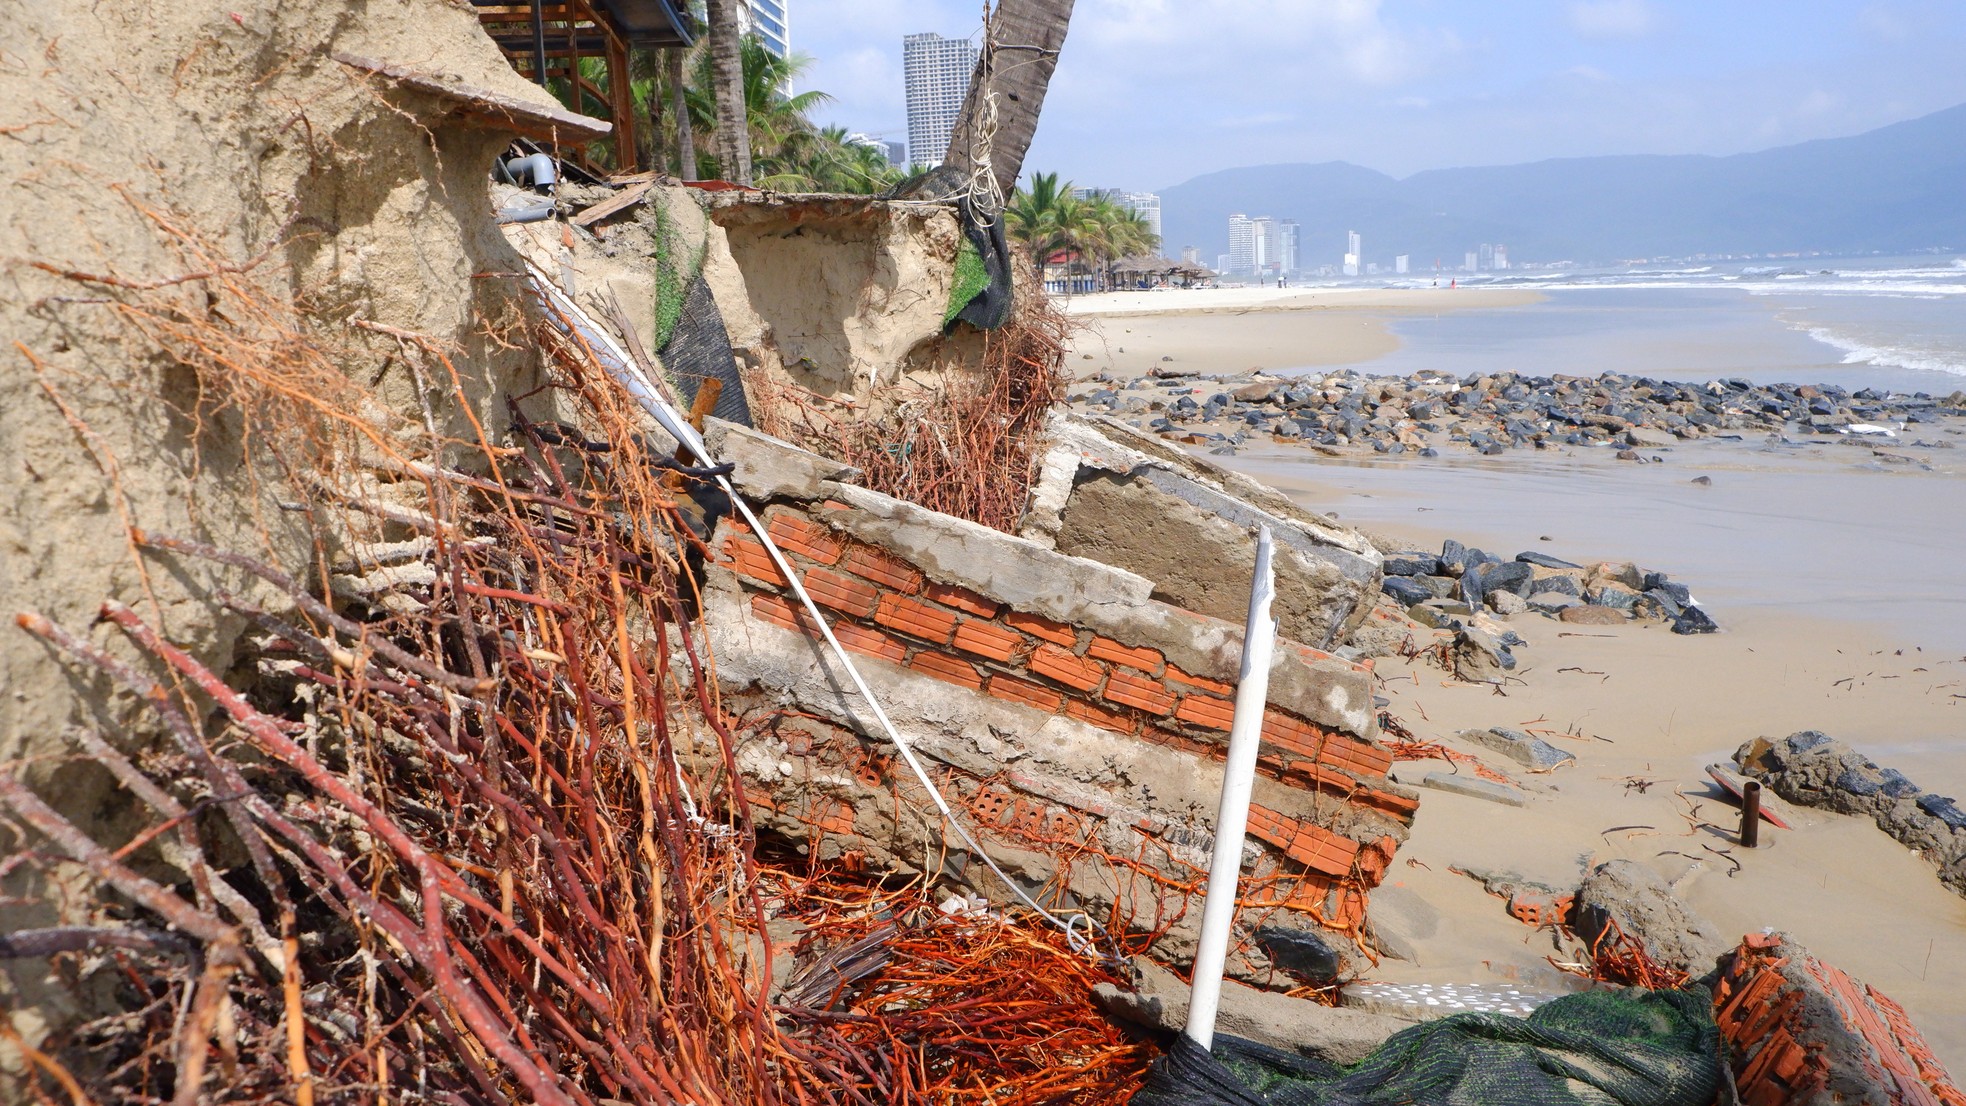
[793,0,1966,190]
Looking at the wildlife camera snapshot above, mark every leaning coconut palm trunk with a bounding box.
[705,0,751,184]
[945,0,1075,204]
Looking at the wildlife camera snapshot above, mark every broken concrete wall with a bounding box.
[1713,933,1966,1106]
[698,418,1413,978]
[1024,413,1385,647]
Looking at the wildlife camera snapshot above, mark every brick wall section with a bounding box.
[718,506,1411,900]
[1715,934,1966,1106]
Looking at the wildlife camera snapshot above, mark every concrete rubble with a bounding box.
[1076,365,1966,458]
[1715,932,1966,1106]
[1738,731,1966,897]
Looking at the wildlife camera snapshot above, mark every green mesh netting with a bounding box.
[945,235,990,328]
[651,197,704,351]
[1132,987,1723,1106]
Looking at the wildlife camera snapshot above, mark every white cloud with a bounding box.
[1074,0,1461,86]
[1568,0,1658,39]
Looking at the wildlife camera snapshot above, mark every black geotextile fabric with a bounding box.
[1131,988,1725,1106]
[660,274,753,427]
[950,193,1013,332]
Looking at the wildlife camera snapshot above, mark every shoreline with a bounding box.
[1060,288,1545,381]
[1228,444,1966,1070]
[1066,344,1966,1069]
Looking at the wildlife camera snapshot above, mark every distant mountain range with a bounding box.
[1157,101,1966,270]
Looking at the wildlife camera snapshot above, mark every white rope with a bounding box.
[524,261,1114,959]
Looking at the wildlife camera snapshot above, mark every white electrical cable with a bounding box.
[1183,527,1277,1052]
[524,262,1111,958]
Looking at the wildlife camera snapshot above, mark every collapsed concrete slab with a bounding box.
[697,418,1414,977]
[1023,413,1384,648]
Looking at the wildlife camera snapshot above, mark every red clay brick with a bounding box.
[1261,710,1324,759]
[802,567,880,617]
[1141,726,1218,759]
[1086,636,1163,672]
[952,618,1023,663]
[724,536,789,587]
[840,542,924,594]
[986,674,1063,713]
[1166,665,1234,696]
[1004,610,1078,647]
[765,514,844,564]
[832,622,906,665]
[906,650,984,690]
[874,594,959,643]
[1175,692,1236,731]
[750,593,815,634]
[1030,643,1105,692]
[924,581,1000,618]
[1065,699,1138,736]
[1103,668,1175,715]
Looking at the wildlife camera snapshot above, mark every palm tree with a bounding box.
[804,126,906,194]
[946,0,1077,201]
[668,48,698,180]
[704,0,751,184]
[683,37,829,185]
[1006,172,1088,283]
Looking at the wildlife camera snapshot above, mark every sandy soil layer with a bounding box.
[1060,289,1543,381]
[1212,436,1966,1072]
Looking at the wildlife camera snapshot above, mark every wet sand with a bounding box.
[1211,428,1966,1069]
[1062,288,1543,381]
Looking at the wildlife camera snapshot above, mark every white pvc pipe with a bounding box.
[1184,527,1277,1052]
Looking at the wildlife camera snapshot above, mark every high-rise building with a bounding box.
[1479,243,1495,270]
[903,33,979,170]
[1251,216,1277,271]
[1493,245,1509,271]
[742,0,790,58]
[1227,214,1254,273]
[1343,230,1361,277]
[1073,188,1162,244]
[1181,246,1200,266]
[1279,220,1299,275]
[1464,251,1479,272]
[883,140,907,167]
[1394,254,1409,275]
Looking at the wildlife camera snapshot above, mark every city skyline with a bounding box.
[794,2,1966,191]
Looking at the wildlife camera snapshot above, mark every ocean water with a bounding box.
[1318,257,1966,394]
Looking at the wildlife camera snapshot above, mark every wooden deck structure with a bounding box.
[470,0,694,173]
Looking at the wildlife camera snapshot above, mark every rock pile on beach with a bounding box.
[1738,731,1966,897]
[1073,366,1966,458]
[1381,539,1717,637]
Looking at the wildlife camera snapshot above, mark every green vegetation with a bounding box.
[1006,171,1160,289]
[632,36,911,194]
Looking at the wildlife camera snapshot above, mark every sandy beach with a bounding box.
[1202,425,1966,1071]
[1055,291,1966,1072]
[1062,287,1544,380]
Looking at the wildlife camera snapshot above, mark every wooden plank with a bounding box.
[569,180,653,226]
[1706,764,1794,830]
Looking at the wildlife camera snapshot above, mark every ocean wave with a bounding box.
[1800,325,1966,377]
